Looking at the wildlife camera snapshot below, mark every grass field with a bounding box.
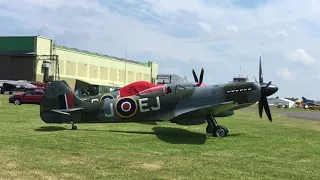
[0,94,319,180]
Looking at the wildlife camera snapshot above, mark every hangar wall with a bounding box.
[0,55,35,81]
[0,36,159,91]
[32,36,158,90]
[0,37,36,81]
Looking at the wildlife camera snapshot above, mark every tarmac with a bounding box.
[242,108,320,121]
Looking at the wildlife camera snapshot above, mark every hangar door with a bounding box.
[0,55,35,81]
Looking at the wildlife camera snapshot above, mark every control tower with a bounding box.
[231,66,249,82]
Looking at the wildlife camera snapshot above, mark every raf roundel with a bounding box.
[115,97,138,118]
[100,94,114,101]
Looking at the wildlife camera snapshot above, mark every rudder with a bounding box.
[40,81,83,124]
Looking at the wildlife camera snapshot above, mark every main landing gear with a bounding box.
[71,122,77,130]
[205,115,228,137]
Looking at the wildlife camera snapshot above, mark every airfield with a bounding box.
[0,94,319,179]
[244,106,320,121]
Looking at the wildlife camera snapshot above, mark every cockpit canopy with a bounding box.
[138,85,166,96]
[137,84,189,97]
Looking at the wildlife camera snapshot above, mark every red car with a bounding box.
[9,90,44,105]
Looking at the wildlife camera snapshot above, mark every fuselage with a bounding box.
[68,81,261,124]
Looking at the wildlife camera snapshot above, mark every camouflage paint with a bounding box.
[40,80,263,125]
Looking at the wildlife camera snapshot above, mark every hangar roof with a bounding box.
[0,35,153,67]
[55,45,150,67]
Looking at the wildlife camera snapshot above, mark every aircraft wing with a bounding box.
[173,101,238,118]
[314,101,320,105]
[51,107,83,115]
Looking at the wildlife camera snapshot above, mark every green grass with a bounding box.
[0,94,320,179]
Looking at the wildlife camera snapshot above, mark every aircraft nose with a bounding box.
[263,84,278,96]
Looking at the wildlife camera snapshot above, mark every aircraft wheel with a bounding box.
[72,125,77,130]
[222,125,229,134]
[14,99,21,105]
[213,125,228,137]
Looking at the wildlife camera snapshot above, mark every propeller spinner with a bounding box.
[257,57,278,122]
[192,68,204,87]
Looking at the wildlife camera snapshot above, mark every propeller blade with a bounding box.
[259,56,263,83]
[192,69,199,83]
[198,68,204,85]
[265,81,272,88]
[262,95,272,122]
[254,76,258,83]
[258,99,263,118]
[256,56,276,122]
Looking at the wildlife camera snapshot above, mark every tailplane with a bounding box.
[40,81,83,124]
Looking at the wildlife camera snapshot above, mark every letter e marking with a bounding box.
[139,98,149,112]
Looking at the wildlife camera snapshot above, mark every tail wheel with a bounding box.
[72,125,77,130]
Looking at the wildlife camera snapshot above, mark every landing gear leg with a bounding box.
[205,115,228,137]
[71,122,77,130]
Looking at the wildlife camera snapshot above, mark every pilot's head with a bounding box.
[165,86,172,93]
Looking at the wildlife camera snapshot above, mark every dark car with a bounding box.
[8,90,44,105]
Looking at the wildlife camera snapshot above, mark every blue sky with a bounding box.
[1,0,320,99]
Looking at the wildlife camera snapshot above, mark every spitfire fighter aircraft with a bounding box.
[40,60,278,137]
[79,69,206,103]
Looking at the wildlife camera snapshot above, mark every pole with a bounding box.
[124,41,127,86]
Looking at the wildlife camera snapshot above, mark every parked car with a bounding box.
[8,90,44,105]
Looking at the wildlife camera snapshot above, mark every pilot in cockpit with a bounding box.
[165,86,172,94]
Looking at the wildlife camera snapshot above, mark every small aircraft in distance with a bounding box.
[302,96,320,109]
[0,80,46,93]
[40,59,278,137]
[302,97,320,106]
[78,69,206,103]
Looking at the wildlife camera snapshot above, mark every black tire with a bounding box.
[72,125,77,130]
[14,99,21,105]
[213,125,228,137]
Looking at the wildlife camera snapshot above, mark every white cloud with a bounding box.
[198,21,212,34]
[1,0,320,99]
[277,30,288,37]
[286,49,316,65]
[276,68,293,80]
[226,25,239,33]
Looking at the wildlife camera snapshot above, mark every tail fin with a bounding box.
[302,97,307,103]
[61,80,71,89]
[40,81,83,124]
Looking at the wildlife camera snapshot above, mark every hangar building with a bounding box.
[0,36,158,93]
